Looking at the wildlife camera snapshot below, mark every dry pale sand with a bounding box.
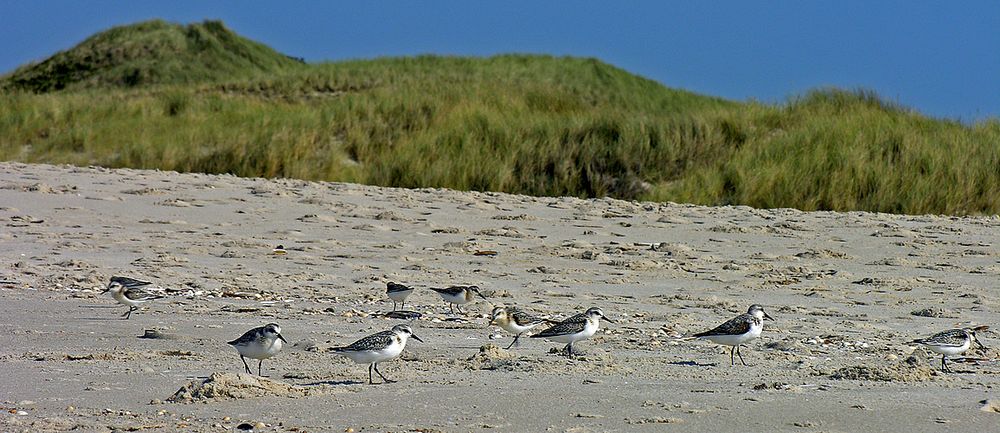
[1,162,998,433]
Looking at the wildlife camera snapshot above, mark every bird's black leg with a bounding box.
[730,346,736,366]
[941,355,950,373]
[736,345,748,366]
[122,306,136,319]
[506,333,521,350]
[456,304,464,314]
[374,363,395,383]
[449,303,455,315]
[368,364,374,384]
[401,300,405,309]
[392,301,398,312]
[240,356,252,375]
[258,359,264,376]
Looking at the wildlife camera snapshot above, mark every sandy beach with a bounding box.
[1,161,997,432]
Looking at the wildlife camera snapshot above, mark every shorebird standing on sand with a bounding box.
[104,276,164,319]
[693,304,774,366]
[911,326,988,372]
[331,324,424,384]
[490,305,552,349]
[429,285,487,314]
[228,323,288,376]
[385,282,415,311]
[531,307,614,356]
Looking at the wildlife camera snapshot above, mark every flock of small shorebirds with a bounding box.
[104,274,990,385]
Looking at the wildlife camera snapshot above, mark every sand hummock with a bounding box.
[828,355,937,382]
[167,372,313,403]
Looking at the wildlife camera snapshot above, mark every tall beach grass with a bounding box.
[2,53,999,215]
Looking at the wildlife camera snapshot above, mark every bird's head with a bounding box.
[586,307,614,323]
[263,323,288,343]
[748,304,774,321]
[392,324,424,343]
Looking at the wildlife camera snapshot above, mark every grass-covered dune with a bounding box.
[2,20,999,215]
[1,20,303,92]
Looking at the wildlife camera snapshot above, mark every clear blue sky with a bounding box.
[3,1,998,121]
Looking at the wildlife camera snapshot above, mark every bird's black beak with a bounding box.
[601,314,615,324]
[411,334,424,343]
[475,289,488,301]
[278,333,289,344]
[973,335,986,350]
[764,312,775,321]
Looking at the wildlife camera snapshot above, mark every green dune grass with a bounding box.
[1,20,303,92]
[2,20,999,215]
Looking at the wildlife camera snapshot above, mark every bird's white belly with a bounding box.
[387,290,411,302]
[441,292,470,305]
[113,292,142,307]
[547,321,597,344]
[501,320,539,335]
[924,340,969,356]
[238,339,283,360]
[342,344,403,364]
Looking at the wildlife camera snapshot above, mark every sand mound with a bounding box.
[167,372,311,403]
[829,356,936,382]
[465,344,516,370]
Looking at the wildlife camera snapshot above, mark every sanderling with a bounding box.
[911,326,988,372]
[693,304,773,366]
[429,285,487,314]
[227,323,288,376]
[490,306,551,349]
[530,307,614,356]
[331,324,423,384]
[386,282,415,311]
[104,276,164,320]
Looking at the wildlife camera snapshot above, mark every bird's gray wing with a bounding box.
[914,329,967,347]
[694,314,751,337]
[111,276,152,289]
[228,326,264,346]
[122,287,164,301]
[532,313,587,338]
[510,309,548,326]
[337,330,395,351]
